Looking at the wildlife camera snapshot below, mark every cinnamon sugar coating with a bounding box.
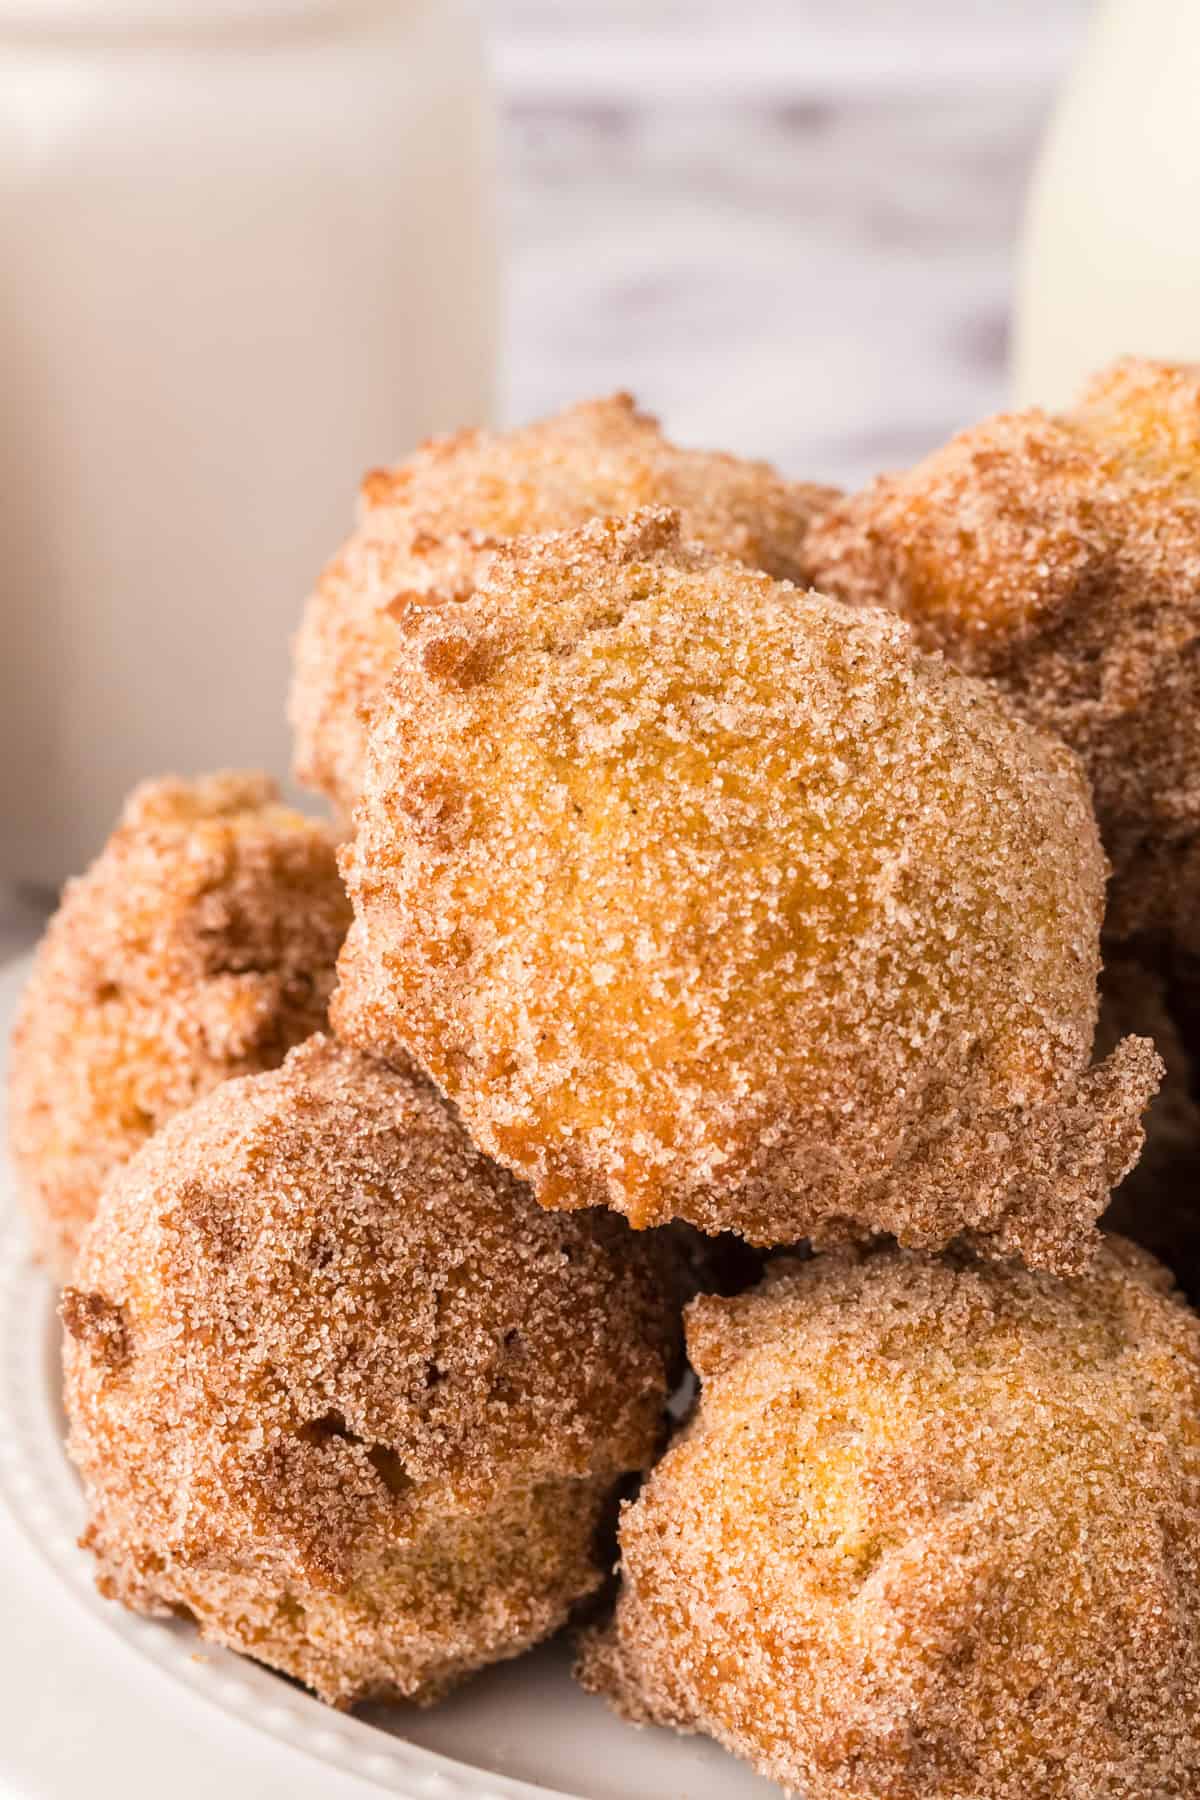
[1099,957,1200,1300]
[8,773,350,1278]
[579,1242,1200,1800]
[63,1036,681,1708]
[289,393,836,815]
[805,357,1200,954]
[333,508,1158,1266]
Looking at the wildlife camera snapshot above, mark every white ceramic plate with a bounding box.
[0,953,775,1800]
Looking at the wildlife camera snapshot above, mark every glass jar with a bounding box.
[0,0,496,884]
[1014,0,1200,408]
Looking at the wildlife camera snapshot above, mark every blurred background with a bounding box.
[491,0,1088,482]
[8,0,1194,947]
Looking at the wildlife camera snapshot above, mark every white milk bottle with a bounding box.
[0,0,496,885]
[1014,0,1200,409]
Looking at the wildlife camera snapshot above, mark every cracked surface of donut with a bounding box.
[805,357,1200,955]
[62,1035,682,1708]
[578,1241,1200,1800]
[8,772,350,1278]
[333,507,1158,1265]
[289,392,837,815]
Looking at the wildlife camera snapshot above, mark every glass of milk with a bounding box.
[0,0,496,886]
[1014,0,1200,409]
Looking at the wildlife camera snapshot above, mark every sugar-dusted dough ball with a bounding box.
[8,773,350,1277]
[580,1242,1200,1800]
[63,1036,682,1708]
[289,393,837,815]
[333,508,1158,1267]
[806,357,1200,954]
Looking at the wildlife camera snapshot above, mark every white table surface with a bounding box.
[491,0,1088,487]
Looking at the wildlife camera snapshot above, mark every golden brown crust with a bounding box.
[579,1241,1200,1799]
[805,357,1200,955]
[289,393,837,815]
[333,507,1157,1265]
[8,773,351,1278]
[63,1035,682,1707]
